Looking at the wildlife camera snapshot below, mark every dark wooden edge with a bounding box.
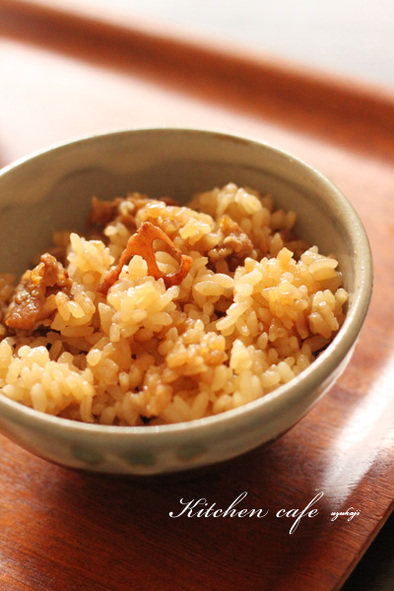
[336,502,394,590]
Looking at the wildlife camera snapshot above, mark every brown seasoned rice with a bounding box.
[0,183,348,425]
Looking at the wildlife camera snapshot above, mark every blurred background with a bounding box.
[86,0,393,89]
[2,0,393,165]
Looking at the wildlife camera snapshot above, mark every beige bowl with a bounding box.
[0,129,372,475]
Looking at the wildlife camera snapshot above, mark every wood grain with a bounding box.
[0,2,393,590]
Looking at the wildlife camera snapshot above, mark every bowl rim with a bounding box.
[0,127,373,439]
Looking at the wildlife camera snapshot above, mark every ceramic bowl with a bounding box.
[0,128,372,475]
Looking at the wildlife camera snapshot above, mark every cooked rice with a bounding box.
[0,183,347,425]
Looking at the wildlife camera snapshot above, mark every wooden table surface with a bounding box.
[0,2,393,590]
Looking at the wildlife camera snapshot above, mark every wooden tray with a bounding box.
[0,2,393,590]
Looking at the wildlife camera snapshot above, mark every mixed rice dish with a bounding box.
[0,183,348,425]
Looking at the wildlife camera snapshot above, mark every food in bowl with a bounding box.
[0,183,348,426]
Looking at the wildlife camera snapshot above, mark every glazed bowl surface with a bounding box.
[0,128,372,475]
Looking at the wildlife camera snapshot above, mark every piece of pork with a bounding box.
[208,215,254,263]
[5,253,71,331]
